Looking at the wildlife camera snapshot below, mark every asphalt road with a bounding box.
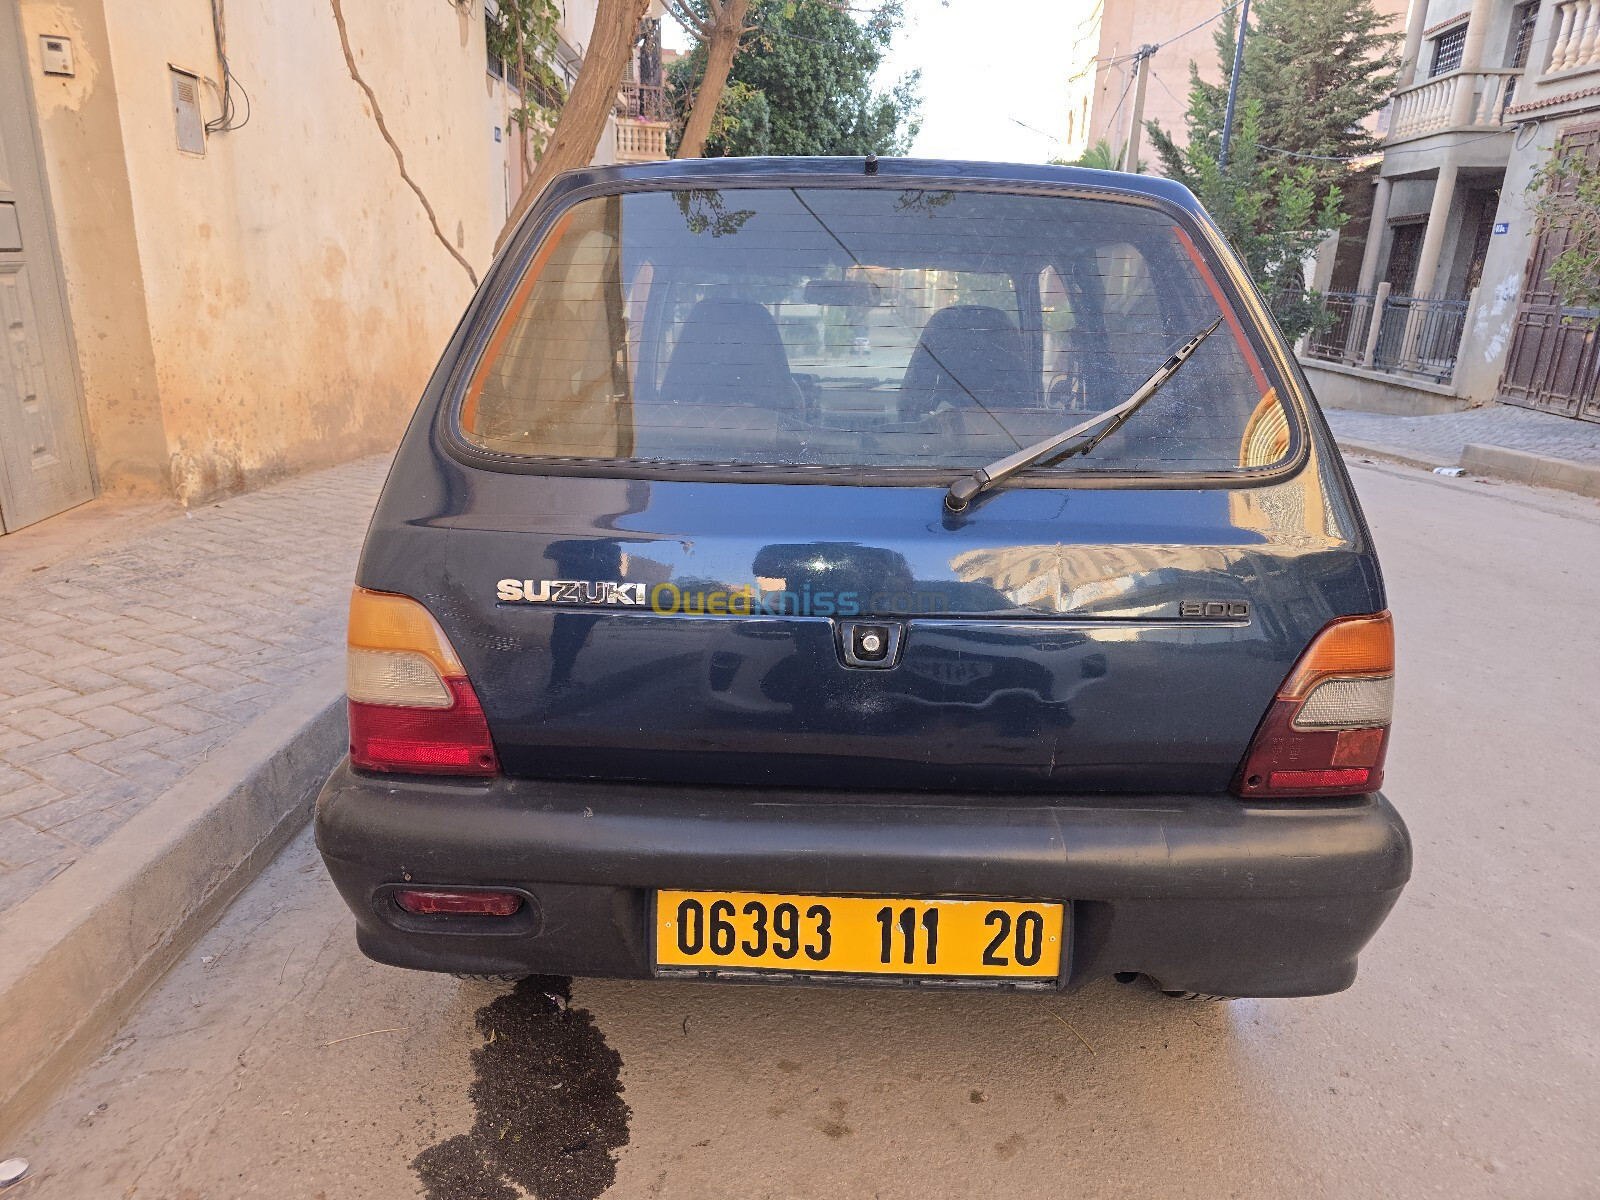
[10,459,1600,1200]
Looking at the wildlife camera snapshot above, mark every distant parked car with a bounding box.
[316,157,1409,1001]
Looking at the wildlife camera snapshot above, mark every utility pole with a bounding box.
[1121,45,1156,173]
[1218,0,1251,169]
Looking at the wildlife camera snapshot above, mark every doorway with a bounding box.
[0,6,95,532]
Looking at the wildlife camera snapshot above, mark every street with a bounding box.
[10,457,1600,1200]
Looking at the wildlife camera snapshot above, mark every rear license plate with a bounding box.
[654,890,1065,980]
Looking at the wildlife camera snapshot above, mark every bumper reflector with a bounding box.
[395,889,523,917]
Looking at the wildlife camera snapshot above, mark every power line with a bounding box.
[1067,0,1247,84]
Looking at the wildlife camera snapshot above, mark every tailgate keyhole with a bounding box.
[837,621,904,669]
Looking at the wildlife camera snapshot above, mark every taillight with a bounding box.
[346,588,499,776]
[1233,613,1393,799]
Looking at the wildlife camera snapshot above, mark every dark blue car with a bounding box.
[315,157,1409,1000]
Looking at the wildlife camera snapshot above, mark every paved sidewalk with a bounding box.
[1325,404,1600,465]
[0,456,388,917]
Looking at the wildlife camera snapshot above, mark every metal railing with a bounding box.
[617,82,672,123]
[1372,294,1471,383]
[1295,286,1472,385]
[1302,291,1377,364]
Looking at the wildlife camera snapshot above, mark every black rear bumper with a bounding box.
[314,761,1411,997]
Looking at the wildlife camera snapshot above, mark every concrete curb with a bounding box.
[1338,435,1600,501]
[1460,443,1600,499]
[1336,438,1454,473]
[0,663,346,1143]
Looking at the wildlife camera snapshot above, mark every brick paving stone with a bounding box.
[74,705,156,737]
[0,778,62,820]
[51,806,130,851]
[1326,403,1600,465]
[1,708,86,741]
[0,820,73,869]
[0,454,388,915]
[21,790,123,832]
[2,726,111,766]
[0,859,70,912]
[0,729,40,756]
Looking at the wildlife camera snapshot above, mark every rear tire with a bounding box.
[452,973,529,983]
[1161,989,1236,1002]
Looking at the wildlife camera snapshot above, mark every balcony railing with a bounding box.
[1386,68,1522,141]
[1549,0,1600,74]
[617,82,672,123]
[614,119,668,162]
[614,82,671,162]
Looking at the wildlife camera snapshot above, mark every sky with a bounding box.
[660,0,1102,164]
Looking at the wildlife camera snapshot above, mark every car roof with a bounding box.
[534,156,1205,218]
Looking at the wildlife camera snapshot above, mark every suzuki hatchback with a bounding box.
[316,157,1410,1000]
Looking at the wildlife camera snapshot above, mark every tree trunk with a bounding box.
[674,0,750,160]
[515,7,530,190]
[497,0,650,251]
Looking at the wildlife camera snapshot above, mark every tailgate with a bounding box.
[381,461,1381,794]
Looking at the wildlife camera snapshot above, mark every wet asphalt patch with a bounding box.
[413,976,630,1200]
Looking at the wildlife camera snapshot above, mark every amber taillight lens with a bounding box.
[346,588,499,776]
[1233,613,1394,799]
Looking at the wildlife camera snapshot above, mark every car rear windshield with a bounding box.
[458,186,1293,475]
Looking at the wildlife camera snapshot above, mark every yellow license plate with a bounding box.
[654,890,1065,980]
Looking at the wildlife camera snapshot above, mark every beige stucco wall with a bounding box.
[1090,0,1228,162]
[21,0,614,505]
[1091,0,1412,163]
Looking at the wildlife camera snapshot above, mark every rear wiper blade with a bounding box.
[943,316,1225,513]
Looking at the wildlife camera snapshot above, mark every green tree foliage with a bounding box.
[1243,0,1401,198]
[486,0,565,157]
[1146,5,1388,337]
[666,0,921,158]
[1051,138,1145,173]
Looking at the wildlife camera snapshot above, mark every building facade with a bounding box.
[0,0,664,535]
[1302,0,1600,423]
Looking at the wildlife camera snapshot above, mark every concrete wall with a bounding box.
[1453,115,1567,404]
[1091,0,1410,160]
[1090,0,1225,161]
[20,0,615,506]
[1302,360,1471,415]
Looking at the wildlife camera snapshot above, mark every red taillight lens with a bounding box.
[1234,613,1394,800]
[346,589,499,777]
[395,888,523,916]
[350,678,499,775]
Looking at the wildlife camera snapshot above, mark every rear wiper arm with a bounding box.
[943,316,1225,513]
